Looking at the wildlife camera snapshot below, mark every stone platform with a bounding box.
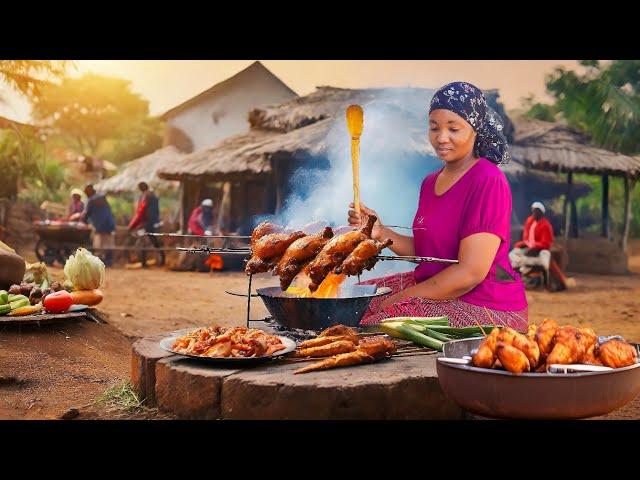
[131,331,464,420]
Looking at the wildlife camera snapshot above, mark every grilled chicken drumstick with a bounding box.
[307,214,377,291]
[596,338,637,368]
[335,238,393,276]
[274,227,333,290]
[245,230,306,275]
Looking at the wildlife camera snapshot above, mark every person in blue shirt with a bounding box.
[81,184,116,266]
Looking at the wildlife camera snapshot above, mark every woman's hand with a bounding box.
[347,202,383,240]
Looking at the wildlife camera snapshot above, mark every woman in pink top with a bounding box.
[350,81,528,330]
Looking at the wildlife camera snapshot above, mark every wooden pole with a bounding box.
[564,172,573,244]
[179,181,186,234]
[570,196,579,238]
[602,174,610,238]
[622,176,635,254]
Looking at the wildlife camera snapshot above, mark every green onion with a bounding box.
[395,324,444,351]
[424,328,453,342]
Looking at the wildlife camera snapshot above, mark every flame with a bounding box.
[204,254,224,271]
[286,272,346,298]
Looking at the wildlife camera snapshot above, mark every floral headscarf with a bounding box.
[429,81,510,165]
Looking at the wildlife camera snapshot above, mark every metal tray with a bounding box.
[436,337,640,419]
[159,334,297,367]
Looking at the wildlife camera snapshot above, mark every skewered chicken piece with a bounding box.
[356,336,397,358]
[527,324,537,340]
[511,330,541,369]
[334,238,393,276]
[318,325,358,338]
[275,227,333,290]
[295,350,374,374]
[546,326,596,365]
[596,338,638,368]
[245,230,306,275]
[294,335,395,374]
[534,318,559,362]
[251,221,284,247]
[251,231,307,260]
[495,342,531,374]
[298,334,359,349]
[294,339,357,358]
[307,214,377,291]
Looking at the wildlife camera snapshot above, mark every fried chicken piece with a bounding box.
[294,350,375,374]
[596,338,638,368]
[294,339,357,358]
[535,318,559,362]
[582,342,604,366]
[318,324,358,338]
[334,238,393,275]
[496,326,518,346]
[546,326,596,365]
[495,342,530,374]
[307,215,377,291]
[472,327,501,368]
[527,324,537,340]
[511,330,541,369]
[275,227,333,290]
[356,336,396,359]
[298,335,358,349]
[251,221,284,247]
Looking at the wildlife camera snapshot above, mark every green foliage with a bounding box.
[98,115,164,166]
[544,60,640,154]
[31,73,152,157]
[0,60,70,100]
[108,195,134,224]
[522,93,559,122]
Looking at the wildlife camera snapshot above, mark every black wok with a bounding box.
[256,285,391,331]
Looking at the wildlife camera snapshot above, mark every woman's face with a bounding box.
[428,109,477,163]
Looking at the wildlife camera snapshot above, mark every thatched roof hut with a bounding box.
[512,117,640,177]
[95,146,185,194]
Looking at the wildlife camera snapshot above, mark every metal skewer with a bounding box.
[147,233,251,239]
[176,246,459,264]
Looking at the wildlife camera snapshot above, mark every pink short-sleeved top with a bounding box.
[412,158,527,311]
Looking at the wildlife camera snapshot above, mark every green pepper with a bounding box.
[0,290,8,305]
[10,298,30,310]
[0,304,11,315]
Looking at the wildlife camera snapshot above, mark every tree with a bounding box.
[526,60,640,154]
[0,60,70,101]
[31,73,152,157]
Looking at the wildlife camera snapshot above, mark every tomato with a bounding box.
[43,290,73,314]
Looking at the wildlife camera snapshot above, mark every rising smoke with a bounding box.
[256,91,444,282]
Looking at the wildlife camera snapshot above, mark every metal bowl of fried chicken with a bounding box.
[436,321,640,419]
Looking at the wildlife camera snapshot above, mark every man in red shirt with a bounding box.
[509,201,554,275]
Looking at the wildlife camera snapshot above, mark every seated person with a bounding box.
[67,188,85,221]
[188,199,219,236]
[509,201,554,276]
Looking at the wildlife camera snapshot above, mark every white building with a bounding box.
[161,61,298,153]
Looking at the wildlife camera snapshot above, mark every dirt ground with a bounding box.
[2,248,640,420]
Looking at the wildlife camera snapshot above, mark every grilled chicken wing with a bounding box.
[495,342,530,374]
[582,342,604,366]
[244,256,276,275]
[294,350,374,374]
[307,215,377,291]
[511,330,541,369]
[275,227,333,290]
[596,338,638,368]
[334,238,393,276]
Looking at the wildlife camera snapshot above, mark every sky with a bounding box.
[0,60,587,123]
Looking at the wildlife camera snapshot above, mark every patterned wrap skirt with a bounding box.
[357,271,528,331]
